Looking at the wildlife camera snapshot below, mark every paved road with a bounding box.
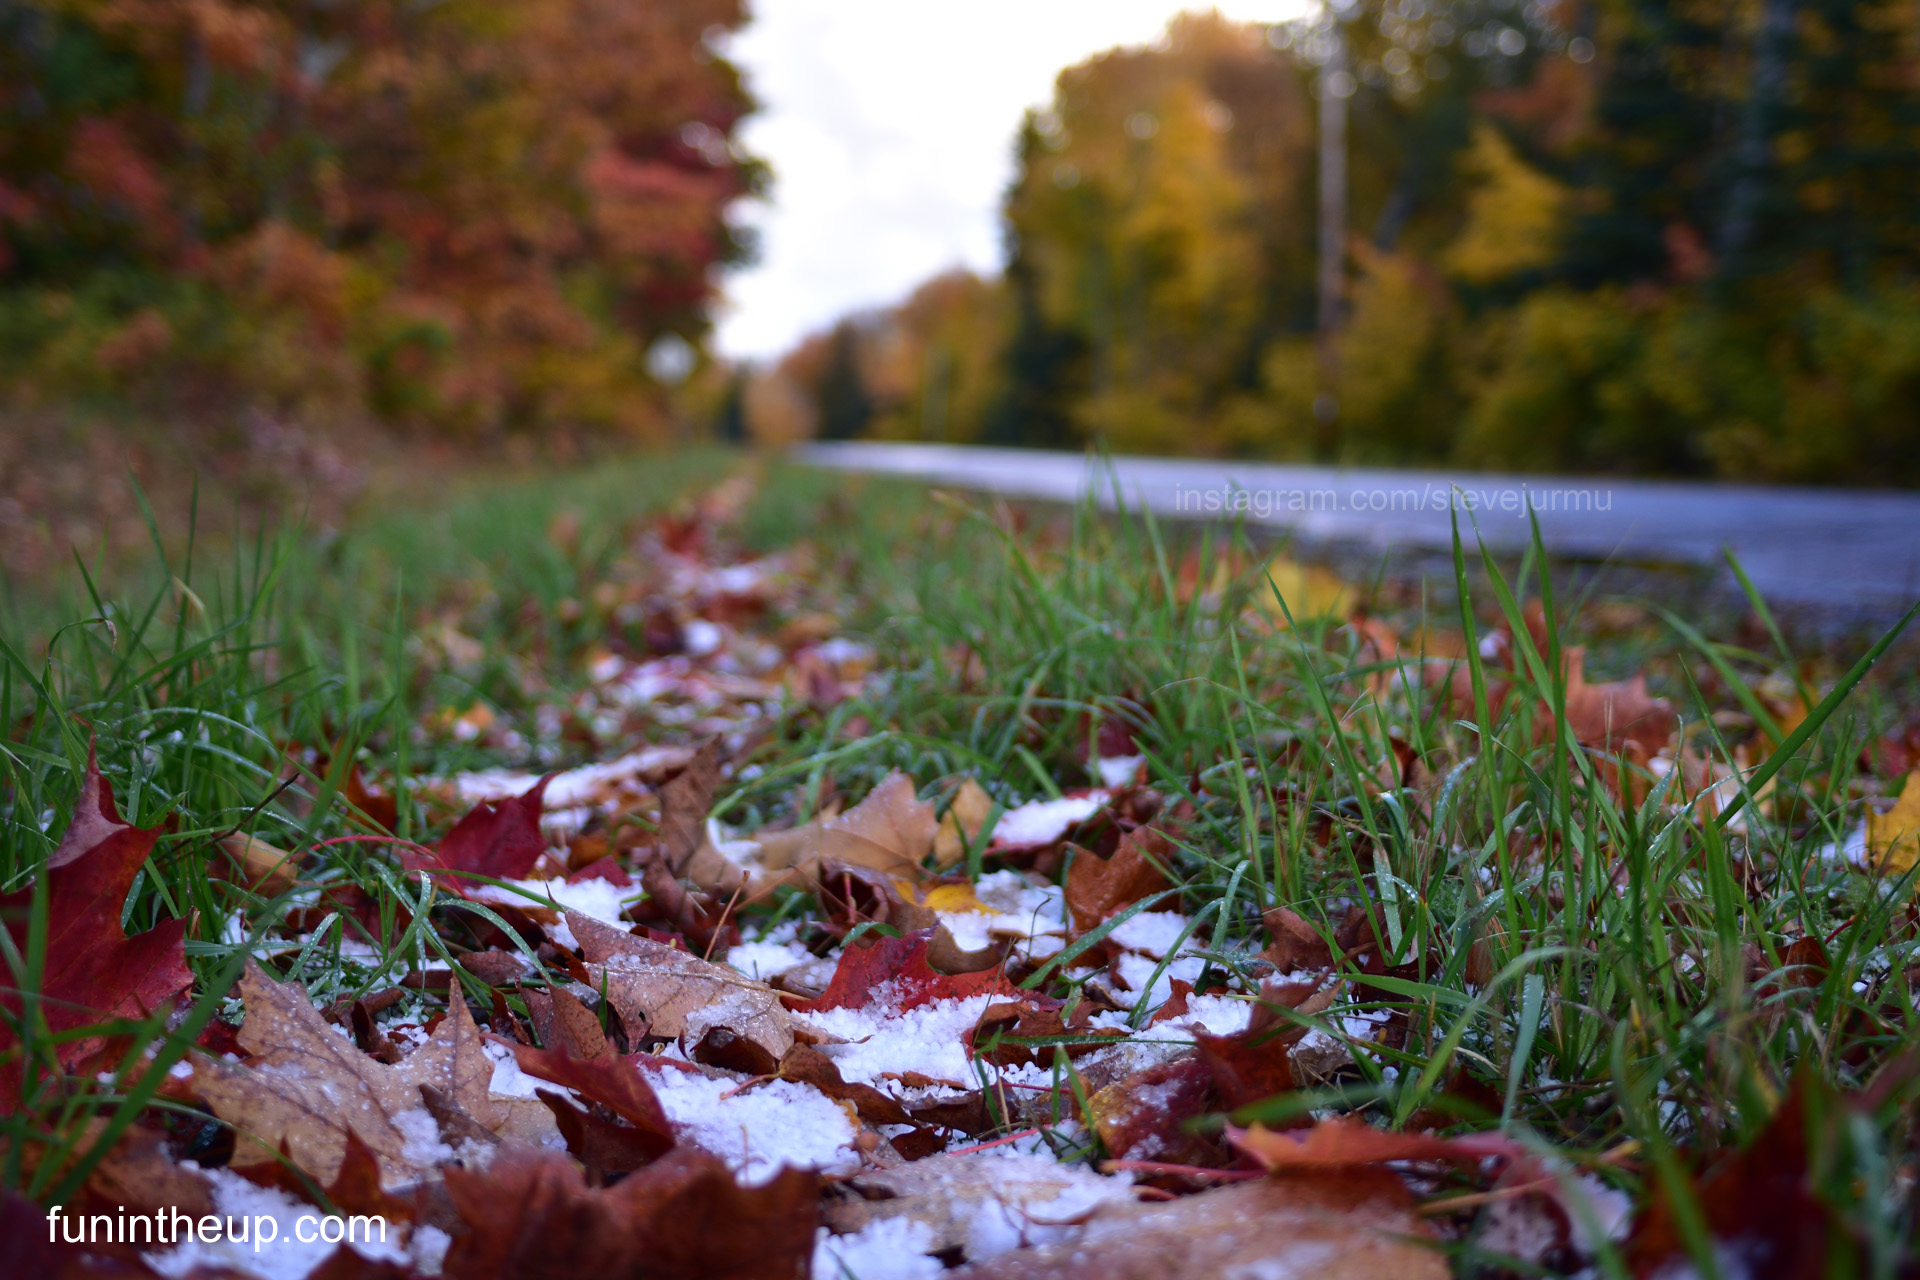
[797,442,1920,624]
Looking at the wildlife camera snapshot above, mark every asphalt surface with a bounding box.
[797,442,1920,628]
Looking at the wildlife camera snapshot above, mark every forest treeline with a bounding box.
[747,6,1920,484]
[0,0,755,440]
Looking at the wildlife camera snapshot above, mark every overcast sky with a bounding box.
[712,1,1308,360]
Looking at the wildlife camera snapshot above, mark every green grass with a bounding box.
[4,452,1919,1272]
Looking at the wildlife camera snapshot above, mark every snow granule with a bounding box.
[1111,952,1206,1007]
[1106,910,1193,958]
[409,1225,452,1277]
[993,793,1109,846]
[470,876,639,949]
[938,871,1066,953]
[1154,993,1255,1038]
[795,994,1005,1091]
[813,1218,944,1280]
[145,1168,408,1279]
[392,1107,454,1172]
[642,1067,859,1184]
[482,1039,543,1097]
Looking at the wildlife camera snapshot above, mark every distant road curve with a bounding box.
[796,442,1920,621]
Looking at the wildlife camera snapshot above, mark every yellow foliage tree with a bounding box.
[1442,123,1570,285]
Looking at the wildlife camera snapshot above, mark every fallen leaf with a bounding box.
[658,739,723,871]
[441,1144,817,1280]
[1625,1080,1838,1279]
[950,1168,1446,1280]
[1087,1057,1223,1165]
[0,749,191,1106]
[805,769,939,880]
[1555,648,1678,754]
[1259,906,1337,972]
[1248,556,1353,627]
[1230,1115,1527,1171]
[789,928,1020,1015]
[1869,772,1920,874]
[1065,825,1176,933]
[779,1042,911,1125]
[566,910,795,1066]
[935,779,997,868]
[217,832,301,896]
[824,1149,1136,1263]
[405,776,554,881]
[0,1190,151,1277]
[512,1044,677,1174]
[193,961,554,1184]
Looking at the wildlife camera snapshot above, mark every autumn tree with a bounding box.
[0,0,761,439]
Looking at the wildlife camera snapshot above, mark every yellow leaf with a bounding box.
[917,882,986,914]
[1869,773,1920,874]
[933,778,995,868]
[1249,557,1350,626]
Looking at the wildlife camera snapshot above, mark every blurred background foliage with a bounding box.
[0,0,759,441]
[3,0,1919,494]
[749,4,1920,484]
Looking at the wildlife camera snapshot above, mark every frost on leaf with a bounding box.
[566,909,795,1068]
[192,961,555,1184]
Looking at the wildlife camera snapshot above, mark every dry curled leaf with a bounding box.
[758,770,938,884]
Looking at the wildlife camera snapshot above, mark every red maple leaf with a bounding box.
[0,749,191,1110]
[403,776,553,881]
[789,929,1020,1014]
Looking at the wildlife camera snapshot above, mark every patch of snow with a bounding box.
[937,871,1066,955]
[813,1218,944,1280]
[1155,993,1255,1039]
[392,1107,454,1171]
[993,793,1109,847]
[482,1040,543,1098]
[814,637,871,666]
[1107,911,1192,958]
[1111,953,1206,1007]
[1094,755,1145,788]
[642,1067,859,1184]
[684,619,724,657]
[795,994,1006,1092]
[727,937,819,981]
[409,1225,452,1277]
[145,1167,408,1279]
[469,877,639,949]
[1815,822,1869,868]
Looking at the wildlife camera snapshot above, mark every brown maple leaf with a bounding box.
[1064,825,1176,933]
[441,1144,818,1280]
[947,1168,1447,1280]
[756,770,939,884]
[0,749,192,1108]
[192,961,555,1184]
[1552,648,1678,754]
[566,910,795,1067]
